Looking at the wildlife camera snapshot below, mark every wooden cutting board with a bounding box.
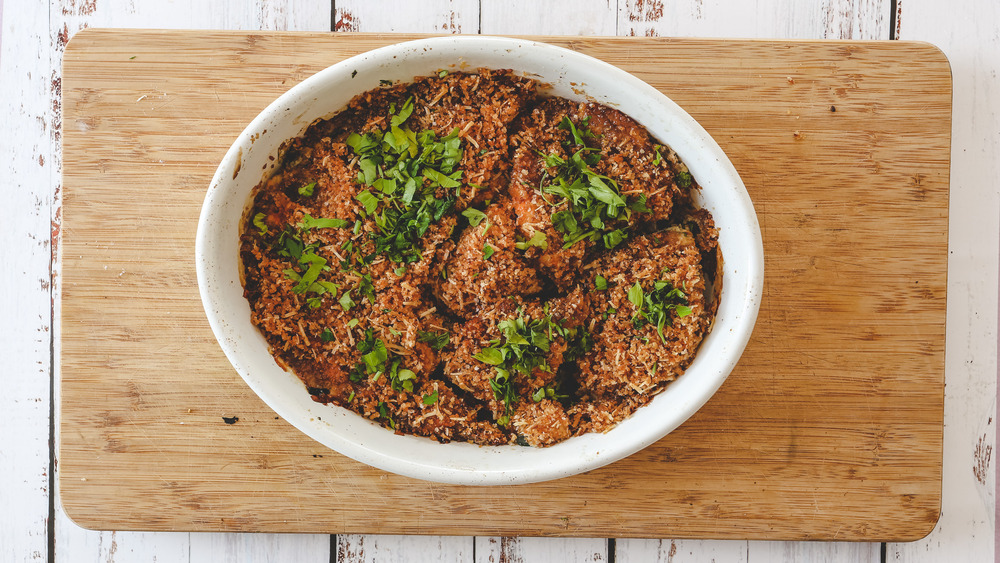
[59,29,951,540]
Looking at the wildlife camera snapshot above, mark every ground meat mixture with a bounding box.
[241,69,720,447]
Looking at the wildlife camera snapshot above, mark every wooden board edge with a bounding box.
[61,27,962,55]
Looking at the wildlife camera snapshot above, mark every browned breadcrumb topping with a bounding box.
[241,69,720,447]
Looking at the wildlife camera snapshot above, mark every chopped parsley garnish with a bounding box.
[344,97,463,265]
[422,391,439,405]
[377,401,394,428]
[252,212,268,234]
[298,182,317,197]
[438,69,448,78]
[357,273,375,303]
[514,230,547,251]
[531,386,566,403]
[538,116,648,250]
[298,214,350,230]
[628,280,693,343]
[676,171,693,188]
[564,325,593,362]
[559,114,593,146]
[461,207,488,227]
[417,329,450,350]
[350,329,416,393]
[594,275,608,290]
[274,223,337,308]
[320,328,335,342]
[482,243,495,261]
[472,313,581,426]
[356,190,379,214]
[338,290,355,311]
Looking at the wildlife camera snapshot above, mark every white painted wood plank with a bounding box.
[480,0,617,36]
[474,4,620,560]
[188,533,331,563]
[334,0,479,33]
[55,0,331,31]
[330,4,483,561]
[337,535,473,563]
[608,1,892,561]
[748,541,881,562]
[617,537,881,561]
[50,2,333,563]
[618,0,889,40]
[0,0,55,561]
[474,537,608,563]
[473,7,618,563]
[616,539,748,563]
[887,7,999,563]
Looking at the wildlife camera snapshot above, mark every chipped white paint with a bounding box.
[616,539,750,563]
[618,0,889,39]
[334,0,480,33]
[2,0,995,562]
[0,1,55,562]
[47,1,332,563]
[335,535,473,563]
[480,0,617,36]
[475,537,609,563]
[887,0,1000,561]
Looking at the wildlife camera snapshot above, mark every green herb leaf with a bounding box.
[342,103,462,266]
[423,167,461,188]
[339,290,356,311]
[628,282,644,310]
[482,244,495,261]
[558,115,593,147]
[473,346,504,365]
[676,171,693,188]
[320,328,335,342]
[291,253,327,294]
[356,190,379,215]
[602,229,625,249]
[422,391,439,405]
[252,212,268,234]
[515,230,548,250]
[630,280,691,343]
[594,275,608,291]
[438,69,448,78]
[299,214,350,230]
[473,313,573,426]
[390,97,414,127]
[347,318,359,328]
[298,182,317,197]
[538,118,650,250]
[461,207,488,226]
[361,339,388,374]
[417,330,450,350]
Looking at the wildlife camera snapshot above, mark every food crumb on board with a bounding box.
[222,416,239,424]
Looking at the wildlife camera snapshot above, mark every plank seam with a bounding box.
[46,1,56,559]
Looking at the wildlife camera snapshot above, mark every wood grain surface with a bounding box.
[59,29,951,541]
